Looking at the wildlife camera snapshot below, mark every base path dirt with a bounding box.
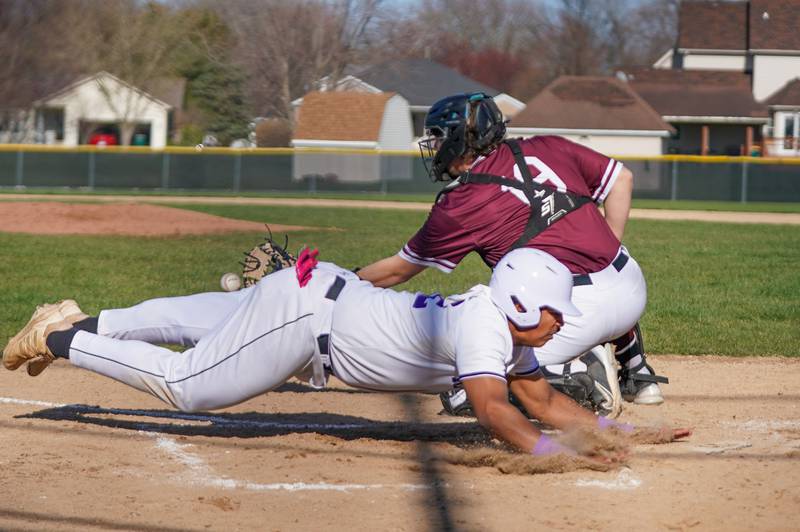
[0,355,797,531]
[0,202,312,236]
[4,193,800,224]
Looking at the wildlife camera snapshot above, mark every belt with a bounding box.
[572,251,629,287]
[317,275,345,358]
[308,275,346,389]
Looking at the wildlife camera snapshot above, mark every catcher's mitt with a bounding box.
[240,227,297,288]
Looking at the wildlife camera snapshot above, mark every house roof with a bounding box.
[749,0,800,50]
[678,1,747,51]
[676,0,800,52]
[625,68,768,119]
[351,58,500,107]
[35,71,172,109]
[293,91,394,141]
[510,76,673,132]
[765,78,800,106]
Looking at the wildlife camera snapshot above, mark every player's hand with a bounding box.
[672,427,693,440]
[296,247,319,287]
[633,425,693,444]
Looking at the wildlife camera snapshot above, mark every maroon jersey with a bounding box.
[401,135,623,275]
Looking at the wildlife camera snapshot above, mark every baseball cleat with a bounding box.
[57,299,88,325]
[3,303,71,372]
[627,382,664,405]
[615,324,668,405]
[26,300,86,376]
[619,359,668,405]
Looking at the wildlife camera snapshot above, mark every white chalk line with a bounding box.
[722,419,800,432]
[148,432,430,493]
[0,396,66,408]
[689,442,753,455]
[574,468,642,490]
[1,396,432,492]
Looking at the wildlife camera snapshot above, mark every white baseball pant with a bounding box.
[536,247,647,366]
[68,268,338,412]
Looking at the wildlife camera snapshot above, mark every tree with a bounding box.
[69,1,192,145]
[0,0,87,140]
[173,7,251,145]
[216,0,383,120]
[361,0,551,100]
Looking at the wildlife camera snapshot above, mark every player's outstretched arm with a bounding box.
[462,376,553,453]
[357,255,426,288]
[510,372,692,441]
[509,371,601,430]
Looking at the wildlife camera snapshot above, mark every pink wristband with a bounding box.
[531,434,576,456]
[597,416,634,433]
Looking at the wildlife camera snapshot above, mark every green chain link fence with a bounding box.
[1,146,799,202]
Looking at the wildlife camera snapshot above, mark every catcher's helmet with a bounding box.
[490,249,581,330]
[419,92,506,182]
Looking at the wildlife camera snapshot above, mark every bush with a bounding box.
[176,124,205,146]
[255,118,292,147]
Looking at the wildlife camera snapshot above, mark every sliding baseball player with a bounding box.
[4,248,689,456]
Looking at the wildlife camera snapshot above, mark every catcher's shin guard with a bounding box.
[540,345,622,417]
[613,324,669,404]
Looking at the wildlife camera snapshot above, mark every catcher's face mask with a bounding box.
[418,124,467,182]
[418,92,506,182]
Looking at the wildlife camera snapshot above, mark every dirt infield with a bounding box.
[0,355,797,531]
[0,202,312,236]
[3,193,800,225]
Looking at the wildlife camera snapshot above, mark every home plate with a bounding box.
[575,468,641,490]
[690,442,752,454]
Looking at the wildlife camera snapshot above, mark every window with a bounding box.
[42,107,64,142]
[782,112,799,150]
[784,115,794,138]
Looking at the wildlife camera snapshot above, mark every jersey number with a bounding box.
[503,157,568,206]
[412,293,445,309]
[412,293,464,309]
[514,156,567,192]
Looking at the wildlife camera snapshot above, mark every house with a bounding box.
[32,71,172,148]
[624,69,768,155]
[647,0,800,155]
[764,78,800,156]
[507,76,674,157]
[291,91,414,183]
[297,58,525,140]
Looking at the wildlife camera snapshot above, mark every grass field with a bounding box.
[1,202,797,357]
[3,188,800,213]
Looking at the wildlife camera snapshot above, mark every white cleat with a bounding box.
[632,382,664,405]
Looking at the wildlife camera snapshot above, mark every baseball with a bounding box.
[220,272,242,292]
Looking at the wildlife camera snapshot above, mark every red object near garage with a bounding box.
[88,132,118,146]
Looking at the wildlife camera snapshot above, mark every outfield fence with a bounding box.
[1,145,799,202]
